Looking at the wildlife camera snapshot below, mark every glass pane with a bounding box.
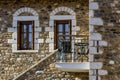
[23,25,27,32]
[29,33,32,42]
[58,24,63,32]
[65,36,70,40]
[29,33,32,48]
[29,24,32,32]
[65,24,69,32]
[21,33,27,48]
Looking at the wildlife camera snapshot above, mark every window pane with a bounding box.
[58,24,63,32]
[65,36,70,40]
[29,24,32,32]
[65,24,69,32]
[29,33,32,48]
[21,33,27,48]
[23,25,27,32]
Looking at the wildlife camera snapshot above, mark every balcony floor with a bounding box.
[55,62,89,72]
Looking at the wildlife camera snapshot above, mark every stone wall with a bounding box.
[90,0,120,80]
[0,0,89,80]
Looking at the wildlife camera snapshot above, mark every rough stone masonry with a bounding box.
[0,0,89,80]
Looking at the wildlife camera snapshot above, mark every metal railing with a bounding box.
[57,38,89,62]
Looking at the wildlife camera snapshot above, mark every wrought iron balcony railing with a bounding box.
[57,38,89,62]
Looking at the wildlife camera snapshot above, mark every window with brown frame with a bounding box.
[17,21,34,50]
[54,20,72,53]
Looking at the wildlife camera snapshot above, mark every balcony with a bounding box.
[55,38,89,72]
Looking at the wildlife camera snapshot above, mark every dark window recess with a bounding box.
[17,21,34,50]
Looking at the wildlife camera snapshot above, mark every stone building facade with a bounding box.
[0,0,89,80]
[0,0,120,80]
[90,0,120,80]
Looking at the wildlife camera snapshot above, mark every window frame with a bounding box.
[17,21,34,50]
[54,20,71,49]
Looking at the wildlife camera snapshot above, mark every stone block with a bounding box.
[116,11,120,13]
[90,69,108,76]
[89,41,93,46]
[35,27,41,32]
[49,32,54,38]
[89,55,94,62]
[49,21,54,27]
[98,70,108,75]
[14,16,38,21]
[13,20,17,27]
[8,28,17,32]
[12,32,17,39]
[89,10,94,17]
[90,33,102,40]
[99,41,108,46]
[54,8,59,14]
[72,20,76,26]
[12,44,17,51]
[35,20,39,27]
[38,39,44,43]
[34,44,39,50]
[45,27,53,31]
[34,32,39,38]
[34,38,38,43]
[114,1,118,4]
[46,38,54,43]
[17,58,21,61]
[89,47,103,54]
[90,18,103,25]
[8,39,17,44]
[58,7,61,12]
[89,70,94,75]
[89,2,99,10]
[110,3,115,7]
[90,62,103,69]
[89,47,97,54]
[89,25,94,32]
[0,18,2,21]
[109,60,115,64]
[28,57,34,61]
[0,44,2,46]
[89,76,101,80]
[107,23,114,26]
[72,31,76,35]
[72,26,80,31]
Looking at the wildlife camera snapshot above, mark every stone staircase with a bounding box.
[12,49,89,80]
[13,49,58,80]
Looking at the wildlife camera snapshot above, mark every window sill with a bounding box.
[13,50,38,53]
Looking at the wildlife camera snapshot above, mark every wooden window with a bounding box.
[54,20,71,52]
[17,21,34,50]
